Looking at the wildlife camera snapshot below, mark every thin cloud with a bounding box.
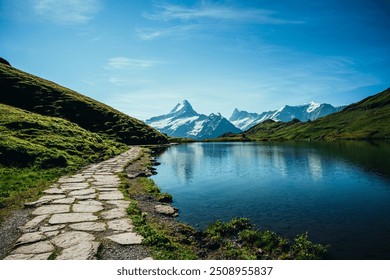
[31,0,101,24]
[145,2,304,25]
[135,25,198,40]
[106,57,162,69]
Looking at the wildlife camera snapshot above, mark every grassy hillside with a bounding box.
[221,87,390,141]
[0,103,128,220]
[0,63,167,145]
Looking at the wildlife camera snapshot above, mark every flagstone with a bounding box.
[69,222,106,232]
[32,204,70,216]
[100,208,126,220]
[72,204,103,213]
[56,241,100,260]
[51,231,95,248]
[106,232,143,245]
[49,213,98,224]
[12,241,54,254]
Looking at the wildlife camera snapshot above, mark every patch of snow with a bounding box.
[307,101,321,113]
[188,120,205,136]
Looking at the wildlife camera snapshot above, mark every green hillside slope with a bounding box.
[0,103,126,168]
[223,87,390,141]
[0,63,167,145]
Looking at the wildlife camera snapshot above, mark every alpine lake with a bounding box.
[151,141,390,259]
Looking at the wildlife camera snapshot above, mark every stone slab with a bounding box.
[106,232,143,245]
[69,222,106,232]
[49,213,98,224]
[16,232,46,246]
[107,219,133,232]
[51,231,95,248]
[20,215,49,232]
[4,252,52,260]
[40,195,66,201]
[100,208,126,220]
[77,200,103,206]
[43,188,64,194]
[99,191,124,200]
[39,225,65,232]
[56,241,100,260]
[12,241,54,254]
[106,200,130,209]
[72,204,103,213]
[72,194,96,200]
[68,189,95,196]
[52,197,76,204]
[32,204,70,216]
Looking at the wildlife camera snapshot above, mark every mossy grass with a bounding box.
[205,218,328,260]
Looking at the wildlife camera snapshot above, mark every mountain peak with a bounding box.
[170,100,195,114]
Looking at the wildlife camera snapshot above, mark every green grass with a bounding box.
[205,218,328,260]
[0,63,168,145]
[126,200,196,260]
[137,177,173,203]
[0,103,129,223]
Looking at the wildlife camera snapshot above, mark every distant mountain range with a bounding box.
[220,87,390,141]
[146,100,346,139]
[145,100,242,140]
[230,102,346,131]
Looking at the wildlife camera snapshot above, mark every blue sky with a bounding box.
[1,0,389,120]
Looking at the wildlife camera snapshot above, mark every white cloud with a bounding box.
[145,2,304,25]
[31,0,101,24]
[106,57,162,69]
[135,25,198,40]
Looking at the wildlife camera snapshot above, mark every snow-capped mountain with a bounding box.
[145,100,242,140]
[230,102,346,131]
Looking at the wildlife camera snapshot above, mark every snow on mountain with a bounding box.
[230,102,345,131]
[145,100,242,140]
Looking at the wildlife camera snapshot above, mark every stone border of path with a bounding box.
[4,147,150,260]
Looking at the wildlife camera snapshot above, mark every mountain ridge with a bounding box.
[146,100,242,140]
[221,87,390,141]
[230,102,345,131]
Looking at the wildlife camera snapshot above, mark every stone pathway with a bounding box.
[4,147,145,260]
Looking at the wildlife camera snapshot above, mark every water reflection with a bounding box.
[152,141,390,259]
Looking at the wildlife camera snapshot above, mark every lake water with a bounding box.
[151,142,390,259]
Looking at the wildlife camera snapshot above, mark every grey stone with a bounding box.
[61,182,89,190]
[72,204,103,213]
[99,191,124,200]
[69,189,95,196]
[39,225,65,232]
[20,215,49,232]
[107,219,133,231]
[16,232,46,245]
[58,177,84,183]
[72,194,96,200]
[4,252,52,260]
[32,204,70,216]
[40,195,66,201]
[51,231,95,248]
[12,241,54,254]
[24,198,51,208]
[106,200,130,209]
[100,208,126,220]
[56,241,100,260]
[77,200,103,206]
[155,205,178,216]
[106,232,143,245]
[51,197,76,204]
[49,213,98,224]
[69,222,106,232]
[43,188,64,194]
